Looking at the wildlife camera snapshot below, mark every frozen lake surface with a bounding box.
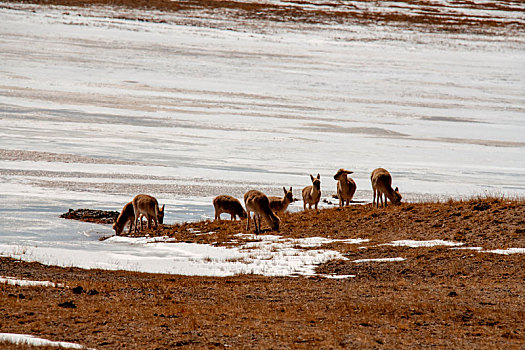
[0,2,524,276]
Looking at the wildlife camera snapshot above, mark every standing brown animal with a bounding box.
[333,169,357,207]
[244,190,280,234]
[213,195,247,221]
[132,194,165,233]
[269,187,294,214]
[113,201,135,235]
[302,174,321,210]
[371,168,402,208]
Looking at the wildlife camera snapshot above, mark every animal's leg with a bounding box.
[255,213,260,234]
[133,209,140,234]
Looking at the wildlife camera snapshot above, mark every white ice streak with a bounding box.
[483,248,525,255]
[0,333,91,349]
[386,240,464,248]
[236,234,369,248]
[0,276,63,288]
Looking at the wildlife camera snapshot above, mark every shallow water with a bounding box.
[0,3,524,275]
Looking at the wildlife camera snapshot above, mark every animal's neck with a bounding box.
[261,209,276,223]
[384,185,396,199]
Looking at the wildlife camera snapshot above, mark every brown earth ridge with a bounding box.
[2,197,525,349]
[3,0,525,34]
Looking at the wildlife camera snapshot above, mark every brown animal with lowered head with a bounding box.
[371,168,402,208]
[269,187,294,213]
[113,201,135,235]
[333,169,357,207]
[244,190,280,234]
[132,194,165,233]
[213,195,247,221]
[302,174,321,210]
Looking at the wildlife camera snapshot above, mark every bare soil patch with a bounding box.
[2,198,525,349]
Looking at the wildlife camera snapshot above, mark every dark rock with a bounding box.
[60,208,120,224]
[72,286,84,294]
[58,300,77,308]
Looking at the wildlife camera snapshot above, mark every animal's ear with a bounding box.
[161,204,165,211]
[283,186,287,194]
[289,187,292,192]
[317,173,320,179]
[395,187,399,192]
[310,174,314,181]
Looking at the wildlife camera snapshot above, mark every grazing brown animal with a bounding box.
[244,190,280,234]
[113,201,135,235]
[333,169,357,207]
[371,168,402,208]
[302,174,321,210]
[269,187,294,213]
[132,194,165,233]
[213,195,247,221]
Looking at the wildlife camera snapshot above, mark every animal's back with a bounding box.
[268,196,281,211]
[121,201,135,219]
[301,186,311,201]
[133,194,158,213]
[371,168,392,189]
[214,195,244,214]
[244,190,269,210]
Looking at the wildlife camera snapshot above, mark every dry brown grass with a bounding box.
[153,197,525,250]
[1,198,525,348]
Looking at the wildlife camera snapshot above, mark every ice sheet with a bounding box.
[0,3,523,276]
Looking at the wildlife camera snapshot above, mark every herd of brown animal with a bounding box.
[113,167,401,235]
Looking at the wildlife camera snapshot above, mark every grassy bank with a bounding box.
[1,198,524,349]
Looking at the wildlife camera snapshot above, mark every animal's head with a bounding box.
[333,168,353,181]
[310,174,321,191]
[392,187,402,205]
[240,207,248,219]
[157,204,165,224]
[283,186,293,203]
[270,215,280,232]
[113,222,123,236]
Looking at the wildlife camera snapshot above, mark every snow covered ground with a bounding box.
[0,2,524,276]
